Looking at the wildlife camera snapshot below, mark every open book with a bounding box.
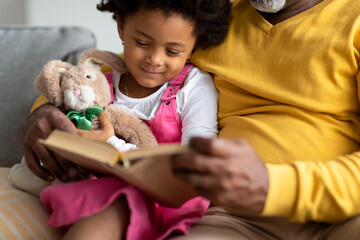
[39,130,199,208]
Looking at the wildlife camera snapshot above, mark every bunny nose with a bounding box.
[73,88,81,97]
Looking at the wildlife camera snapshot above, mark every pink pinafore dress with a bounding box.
[40,64,210,240]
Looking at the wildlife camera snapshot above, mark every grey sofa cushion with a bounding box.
[0,26,96,167]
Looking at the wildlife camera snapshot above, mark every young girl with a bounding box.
[40,0,232,239]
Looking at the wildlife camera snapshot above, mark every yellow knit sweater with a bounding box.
[192,0,360,223]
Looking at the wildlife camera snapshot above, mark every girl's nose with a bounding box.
[145,50,163,66]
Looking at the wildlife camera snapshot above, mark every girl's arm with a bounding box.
[177,67,218,144]
[77,112,137,152]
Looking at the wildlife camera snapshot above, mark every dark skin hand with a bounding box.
[22,104,79,182]
[171,137,269,215]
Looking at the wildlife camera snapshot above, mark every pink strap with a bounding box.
[161,64,193,101]
[104,72,114,104]
[169,64,193,86]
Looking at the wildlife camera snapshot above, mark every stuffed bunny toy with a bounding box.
[9,48,158,196]
[34,48,157,146]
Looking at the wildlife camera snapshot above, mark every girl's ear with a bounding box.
[116,15,125,41]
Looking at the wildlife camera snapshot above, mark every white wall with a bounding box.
[0,0,123,53]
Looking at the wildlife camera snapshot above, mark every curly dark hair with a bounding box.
[97,0,232,50]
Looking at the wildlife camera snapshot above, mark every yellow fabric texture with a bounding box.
[191,0,360,223]
[30,96,49,113]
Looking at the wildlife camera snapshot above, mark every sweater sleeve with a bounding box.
[30,95,49,113]
[262,47,360,223]
[262,152,360,223]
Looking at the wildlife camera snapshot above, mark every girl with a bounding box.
[40,0,232,239]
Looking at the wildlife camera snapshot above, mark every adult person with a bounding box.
[23,0,360,239]
[170,0,360,239]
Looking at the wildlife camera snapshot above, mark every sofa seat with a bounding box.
[0,168,61,239]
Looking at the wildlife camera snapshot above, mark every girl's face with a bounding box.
[117,9,196,89]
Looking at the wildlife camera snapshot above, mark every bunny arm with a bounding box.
[104,105,158,148]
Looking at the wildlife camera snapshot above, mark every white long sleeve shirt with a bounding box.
[107,66,218,151]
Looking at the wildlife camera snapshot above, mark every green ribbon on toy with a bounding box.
[66,106,104,131]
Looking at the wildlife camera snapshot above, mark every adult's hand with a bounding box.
[22,104,79,182]
[171,137,269,215]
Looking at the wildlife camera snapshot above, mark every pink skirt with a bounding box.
[40,177,209,240]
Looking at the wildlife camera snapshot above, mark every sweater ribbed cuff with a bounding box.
[261,163,298,218]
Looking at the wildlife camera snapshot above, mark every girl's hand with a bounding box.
[77,111,115,142]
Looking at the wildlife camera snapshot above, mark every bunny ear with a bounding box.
[33,60,72,106]
[78,48,127,73]
[81,58,102,71]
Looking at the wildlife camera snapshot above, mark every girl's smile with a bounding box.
[139,66,165,76]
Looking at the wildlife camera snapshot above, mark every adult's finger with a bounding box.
[188,137,213,154]
[23,105,78,181]
[22,109,62,181]
[48,110,77,134]
[190,137,248,157]
[32,137,68,181]
[189,137,231,157]
[47,112,79,180]
[23,147,54,182]
[175,172,218,190]
[52,152,81,181]
[171,153,220,174]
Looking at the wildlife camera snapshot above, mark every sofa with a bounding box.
[0,26,96,239]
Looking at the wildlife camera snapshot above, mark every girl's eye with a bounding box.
[135,39,149,47]
[166,49,180,56]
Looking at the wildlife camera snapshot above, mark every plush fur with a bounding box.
[34,48,158,147]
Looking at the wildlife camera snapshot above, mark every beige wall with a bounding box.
[0,0,26,25]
